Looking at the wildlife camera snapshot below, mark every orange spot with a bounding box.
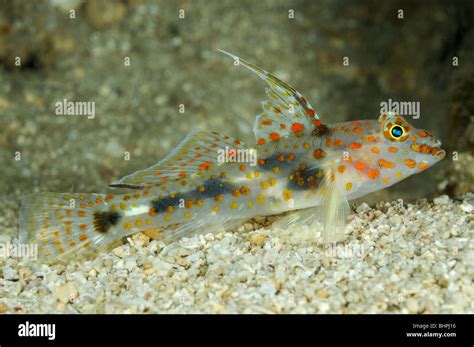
[65,221,72,227]
[277,154,285,162]
[287,153,295,160]
[418,130,427,137]
[257,138,266,145]
[261,120,273,126]
[149,208,157,216]
[349,142,362,149]
[80,224,87,231]
[378,159,395,168]
[313,149,326,159]
[239,164,246,171]
[79,234,87,241]
[65,229,71,235]
[240,186,251,196]
[367,169,379,179]
[383,177,389,184]
[335,139,344,147]
[326,138,334,147]
[283,190,292,201]
[405,159,416,168]
[199,162,212,170]
[291,122,305,133]
[313,119,321,126]
[367,135,376,142]
[388,147,398,153]
[371,147,380,154]
[78,211,86,217]
[338,165,345,173]
[166,206,174,213]
[351,121,361,126]
[355,161,365,170]
[69,242,76,247]
[95,197,103,204]
[215,194,224,202]
[418,162,429,170]
[353,127,362,133]
[279,124,286,130]
[269,132,281,140]
[185,200,194,208]
[273,107,281,114]
[305,109,315,117]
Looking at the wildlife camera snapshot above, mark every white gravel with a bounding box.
[0,193,472,314]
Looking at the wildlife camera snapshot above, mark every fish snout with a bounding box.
[409,131,445,166]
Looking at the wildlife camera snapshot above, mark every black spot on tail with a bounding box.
[93,211,121,233]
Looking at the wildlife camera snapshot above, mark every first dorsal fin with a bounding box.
[218,49,322,145]
[110,129,247,189]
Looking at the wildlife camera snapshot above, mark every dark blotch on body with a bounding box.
[151,178,233,213]
[287,165,324,191]
[259,152,293,171]
[93,211,121,233]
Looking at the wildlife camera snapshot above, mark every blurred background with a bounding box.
[0,0,473,236]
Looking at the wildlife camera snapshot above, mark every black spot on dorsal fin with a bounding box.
[93,211,121,233]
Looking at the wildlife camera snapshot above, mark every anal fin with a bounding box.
[146,218,248,242]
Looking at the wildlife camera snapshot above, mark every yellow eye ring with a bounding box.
[389,124,405,140]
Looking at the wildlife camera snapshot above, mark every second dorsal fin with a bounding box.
[110,129,247,189]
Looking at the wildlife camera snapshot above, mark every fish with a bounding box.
[19,50,446,261]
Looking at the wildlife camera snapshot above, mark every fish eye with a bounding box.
[390,125,405,139]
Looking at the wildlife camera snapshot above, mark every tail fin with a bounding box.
[19,192,123,261]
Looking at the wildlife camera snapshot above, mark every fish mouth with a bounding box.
[435,148,446,160]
